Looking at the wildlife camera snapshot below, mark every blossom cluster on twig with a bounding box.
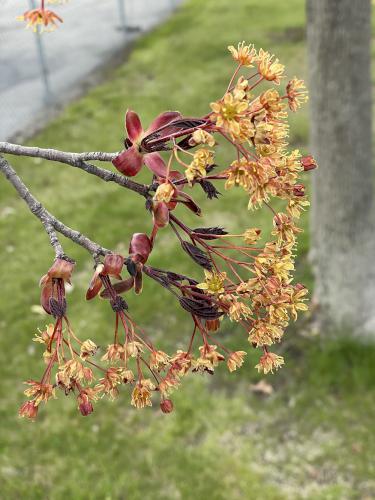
[0,42,316,419]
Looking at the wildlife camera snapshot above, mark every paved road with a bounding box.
[0,0,181,140]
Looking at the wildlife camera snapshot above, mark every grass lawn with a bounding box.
[0,0,374,498]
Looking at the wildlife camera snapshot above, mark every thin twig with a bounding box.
[0,155,109,258]
[0,142,150,197]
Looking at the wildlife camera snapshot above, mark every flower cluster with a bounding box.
[20,42,316,419]
[18,0,64,32]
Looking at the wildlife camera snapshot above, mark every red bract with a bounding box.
[152,201,170,229]
[129,233,152,264]
[39,258,74,314]
[128,233,152,294]
[112,109,181,177]
[86,253,124,300]
[78,393,94,416]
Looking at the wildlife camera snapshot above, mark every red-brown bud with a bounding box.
[160,399,174,414]
[78,394,94,416]
[152,201,170,228]
[103,253,124,277]
[293,184,305,197]
[301,155,317,171]
[129,233,152,264]
[19,400,38,419]
[206,318,220,332]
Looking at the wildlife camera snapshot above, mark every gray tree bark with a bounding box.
[306,0,375,340]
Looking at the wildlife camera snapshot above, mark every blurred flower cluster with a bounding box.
[17,0,66,32]
[20,42,316,419]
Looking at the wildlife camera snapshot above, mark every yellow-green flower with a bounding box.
[197,270,226,295]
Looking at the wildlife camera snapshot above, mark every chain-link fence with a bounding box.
[0,0,180,141]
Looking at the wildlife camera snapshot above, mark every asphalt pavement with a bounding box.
[0,0,181,140]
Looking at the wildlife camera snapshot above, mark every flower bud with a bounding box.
[206,318,220,332]
[129,233,152,264]
[152,201,170,228]
[293,184,305,197]
[301,155,317,171]
[19,400,38,419]
[160,399,174,414]
[78,394,94,416]
[103,253,124,277]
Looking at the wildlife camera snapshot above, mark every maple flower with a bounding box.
[210,93,250,141]
[255,352,285,374]
[190,129,216,147]
[126,341,144,358]
[112,109,181,177]
[149,350,170,371]
[249,320,284,347]
[197,270,226,295]
[272,213,302,249]
[101,343,126,362]
[228,42,257,67]
[225,158,254,191]
[243,228,261,245]
[18,8,63,32]
[227,351,247,372]
[153,181,175,203]
[33,323,55,345]
[259,89,286,116]
[185,148,214,184]
[96,367,126,400]
[58,359,94,384]
[24,380,55,405]
[131,382,153,409]
[80,339,98,360]
[228,300,252,322]
[257,49,285,84]
[192,345,225,374]
[286,78,308,112]
[19,400,39,419]
[288,284,309,321]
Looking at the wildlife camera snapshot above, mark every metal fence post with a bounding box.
[29,0,52,104]
[116,0,140,33]
[117,0,127,32]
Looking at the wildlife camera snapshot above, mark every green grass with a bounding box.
[0,0,374,498]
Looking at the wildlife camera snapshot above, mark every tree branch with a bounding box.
[0,155,109,259]
[0,142,150,198]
